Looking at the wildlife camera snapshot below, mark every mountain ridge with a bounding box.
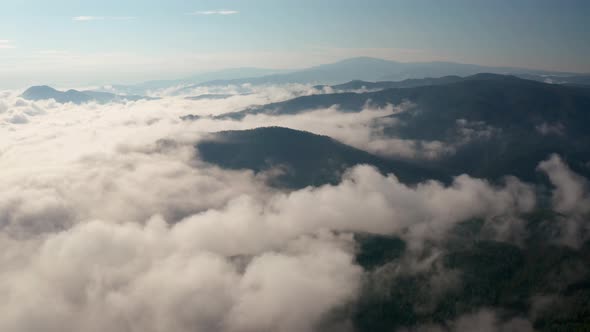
[21,85,155,104]
[180,57,588,89]
[188,74,590,183]
[196,126,447,188]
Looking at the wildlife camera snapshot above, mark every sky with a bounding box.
[1,0,589,87]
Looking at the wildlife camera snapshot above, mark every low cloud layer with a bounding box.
[0,164,537,331]
[0,85,587,331]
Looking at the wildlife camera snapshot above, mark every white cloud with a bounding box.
[0,40,15,49]
[0,86,587,331]
[177,99,457,161]
[538,154,590,215]
[190,10,239,15]
[537,154,590,247]
[72,16,135,22]
[535,122,565,136]
[73,16,104,21]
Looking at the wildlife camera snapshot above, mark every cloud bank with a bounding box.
[0,85,588,331]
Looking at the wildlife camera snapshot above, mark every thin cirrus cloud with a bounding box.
[189,10,239,15]
[0,40,15,49]
[72,16,136,22]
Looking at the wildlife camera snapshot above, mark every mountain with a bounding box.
[518,73,590,85]
[326,75,464,92]
[203,74,590,182]
[21,86,93,104]
[97,57,588,95]
[196,127,446,188]
[164,57,412,90]
[375,60,559,81]
[323,73,532,92]
[180,57,586,88]
[21,86,154,104]
[185,94,235,101]
[101,67,289,95]
[184,93,252,101]
[354,221,590,332]
[214,74,520,119]
[195,127,590,332]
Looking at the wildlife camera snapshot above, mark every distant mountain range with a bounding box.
[189,74,590,183]
[21,86,155,104]
[99,67,290,95]
[97,57,589,95]
[184,93,252,101]
[177,57,589,90]
[213,73,522,118]
[322,75,465,92]
[324,73,590,92]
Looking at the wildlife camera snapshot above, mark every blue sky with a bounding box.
[1,0,589,87]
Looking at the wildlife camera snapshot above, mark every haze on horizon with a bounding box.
[1,0,589,88]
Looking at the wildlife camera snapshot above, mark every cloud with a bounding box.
[0,214,361,332]
[181,100,462,161]
[537,154,590,247]
[0,40,15,49]
[538,154,590,215]
[0,163,535,331]
[0,85,587,331]
[72,16,136,22]
[190,10,239,15]
[535,122,565,136]
[400,309,534,332]
[73,16,104,21]
[0,87,367,331]
[6,113,28,124]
